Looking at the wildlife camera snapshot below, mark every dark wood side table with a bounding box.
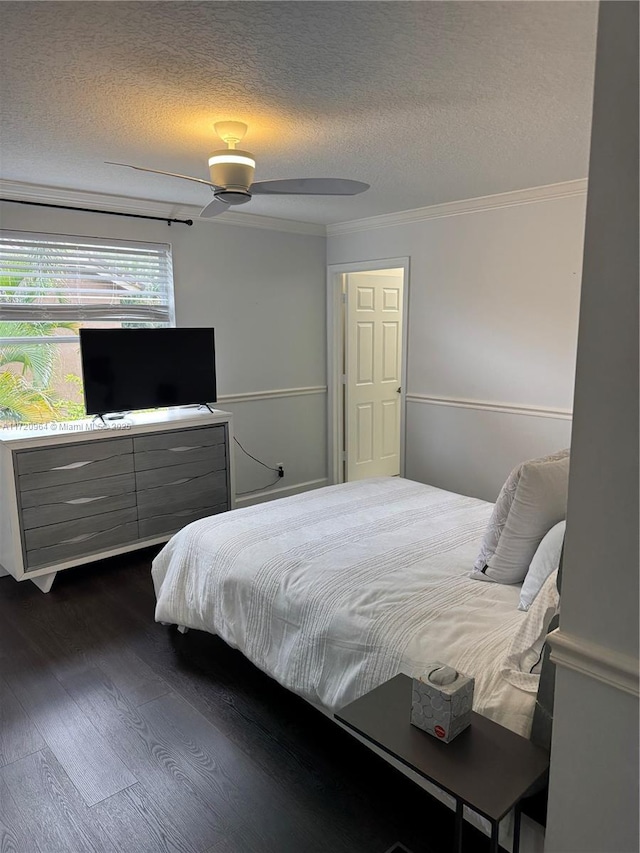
[335,674,549,853]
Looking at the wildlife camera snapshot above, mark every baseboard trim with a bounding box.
[547,628,640,697]
[218,386,327,404]
[235,477,329,507]
[406,393,573,421]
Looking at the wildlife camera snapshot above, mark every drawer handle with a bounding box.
[60,531,102,544]
[65,496,107,505]
[51,460,93,470]
[168,446,202,453]
[59,524,122,545]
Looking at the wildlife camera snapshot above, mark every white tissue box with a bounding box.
[410,662,475,743]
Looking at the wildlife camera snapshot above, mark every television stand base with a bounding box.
[0,409,234,588]
[199,402,215,413]
[92,413,130,425]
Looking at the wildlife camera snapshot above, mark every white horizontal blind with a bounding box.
[0,231,174,323]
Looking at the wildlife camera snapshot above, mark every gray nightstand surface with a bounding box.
[335,674,549,853]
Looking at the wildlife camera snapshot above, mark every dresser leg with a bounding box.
[30,572,57,593]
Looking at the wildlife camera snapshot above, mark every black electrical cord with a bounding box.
[236,476,281,496]
[233,436,279,473]
[233,436,281,495]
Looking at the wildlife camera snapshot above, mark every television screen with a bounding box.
[80,328,217,415]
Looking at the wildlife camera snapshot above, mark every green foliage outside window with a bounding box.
[0,322,83,423]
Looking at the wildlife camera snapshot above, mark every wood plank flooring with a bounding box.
[0,550,505,853]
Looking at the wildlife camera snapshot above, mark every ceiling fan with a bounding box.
[106,121,369,218]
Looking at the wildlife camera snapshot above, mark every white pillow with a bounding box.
[486,454,568,583]
[472,449,569,582]
[472,464,522,572]
[519,520,565,611]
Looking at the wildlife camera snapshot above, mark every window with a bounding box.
[0,230,175,423]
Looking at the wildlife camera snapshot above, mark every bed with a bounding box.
[152,475,559,851]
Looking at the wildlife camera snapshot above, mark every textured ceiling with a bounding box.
[0,1,598,225]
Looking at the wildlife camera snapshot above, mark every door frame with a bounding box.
[326,257,410,484]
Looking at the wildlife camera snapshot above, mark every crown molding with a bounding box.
[547,628,640,698]
[1,177,589,240]
[327,178,589,237]
[0,179,326,237]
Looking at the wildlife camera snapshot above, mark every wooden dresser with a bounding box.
[0,409,234,591]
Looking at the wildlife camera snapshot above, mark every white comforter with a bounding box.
[152,477,538,736]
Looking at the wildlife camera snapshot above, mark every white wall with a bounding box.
[545,2,639,849]
[328,189,586,500]
[0,204,328,499]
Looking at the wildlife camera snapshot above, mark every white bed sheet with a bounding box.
[152,477,539,738]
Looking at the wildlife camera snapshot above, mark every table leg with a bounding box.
[490,820,499,853]
[454,800,463,853]
[513,804,522,853]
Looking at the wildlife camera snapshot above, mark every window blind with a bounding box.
[0,231,174,323]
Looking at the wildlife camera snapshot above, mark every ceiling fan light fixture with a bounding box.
[208,148,255,192]
[106,118,369,219]
[207,152,256,169]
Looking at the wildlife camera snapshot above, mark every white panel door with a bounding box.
[345,272,404,481]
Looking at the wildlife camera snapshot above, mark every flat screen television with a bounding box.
[80,328,217,415]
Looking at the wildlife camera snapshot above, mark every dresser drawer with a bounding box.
[137,472,228,520]
[25,517,139,570]
[21,473,136,529]
[134,426,225,471]
[134,425,225,453]
[135,452,226,491]
[17,438,133,489]
[24,506,138,553]
[139,503,228,539]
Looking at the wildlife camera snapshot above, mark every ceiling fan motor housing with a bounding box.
[208,149,255,202]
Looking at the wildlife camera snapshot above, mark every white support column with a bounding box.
[545,3,639,851]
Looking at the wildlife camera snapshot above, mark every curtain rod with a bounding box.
[0,197,193,227]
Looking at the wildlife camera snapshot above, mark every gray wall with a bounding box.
[0,205,328,501]
[545,2,639,850]
[328,190,585,500]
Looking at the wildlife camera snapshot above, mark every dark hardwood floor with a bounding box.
[0,550,503,853]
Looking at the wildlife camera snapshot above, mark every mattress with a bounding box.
[152,476,539,737]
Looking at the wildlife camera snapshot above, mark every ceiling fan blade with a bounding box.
[105,162,220,188]
[249,178,369,196]
[199,197,231,218]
